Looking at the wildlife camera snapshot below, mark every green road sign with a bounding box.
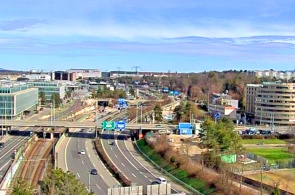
[102,121,116,130]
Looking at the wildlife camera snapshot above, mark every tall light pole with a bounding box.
[53,99,55,122]
[136,102,139,124]
[4,100,6,133]
[88,172,91,192]
[140,104,143,125]
[50,102,53,126]
[95,102,98,138]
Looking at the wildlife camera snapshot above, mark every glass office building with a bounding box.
[0,82,38,119]
[27,81,66,101]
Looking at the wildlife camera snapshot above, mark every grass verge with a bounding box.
[137,139,214,194]
[246,147,293,161]
[242,139,286,145]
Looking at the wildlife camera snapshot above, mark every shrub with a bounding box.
[170,156,176,163]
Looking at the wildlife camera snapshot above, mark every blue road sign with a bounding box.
[214,112,221,120]
[116,121,126,131]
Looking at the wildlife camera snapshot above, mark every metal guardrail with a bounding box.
[133,139,204,195]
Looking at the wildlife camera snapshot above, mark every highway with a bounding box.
[61,115,121,194]
[101,130,177,193]
[0,135,30,182]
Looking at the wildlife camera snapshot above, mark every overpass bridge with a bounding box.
[0,120,176,130]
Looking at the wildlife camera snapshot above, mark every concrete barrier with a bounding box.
[0,156,23,195]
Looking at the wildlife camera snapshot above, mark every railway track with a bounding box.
[16,139,54,188]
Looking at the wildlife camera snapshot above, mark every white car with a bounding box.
[80,150,86,155]
[152,177,167,184]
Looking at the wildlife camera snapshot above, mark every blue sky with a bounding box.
[1,0,295,72]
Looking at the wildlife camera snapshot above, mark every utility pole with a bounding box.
[116,67,122,78]
[132,66,141,75]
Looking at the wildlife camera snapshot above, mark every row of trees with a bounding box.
[39,92,62,108]
[11,168,93,195]
[92,87,126,99]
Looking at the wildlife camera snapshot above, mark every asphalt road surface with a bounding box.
[0,135,30,182]
[65,134,119,194]
[101,130,179,194]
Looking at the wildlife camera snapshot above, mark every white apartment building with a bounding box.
[245,84,262,115]
[255,81,295,126]
[255,70,295,80]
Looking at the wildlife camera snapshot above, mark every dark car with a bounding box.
[90,168,98,175]
[0,142,4,148]
[110,141,116,146]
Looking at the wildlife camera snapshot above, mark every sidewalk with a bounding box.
[55,137,69,171]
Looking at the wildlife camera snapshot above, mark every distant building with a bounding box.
[255,81,295,126]
[245,84,262,115]
[27,81,66,101]
[208,93,239,120]
[255,70,295,80]
[17,73,51,81]
[0,81,38,119]
[67,69,101,79]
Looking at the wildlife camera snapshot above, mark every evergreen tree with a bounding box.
[11,179,33,195]
[42,168,93,195]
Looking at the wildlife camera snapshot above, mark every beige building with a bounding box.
[255,81,295,126]
[245,84,262,115]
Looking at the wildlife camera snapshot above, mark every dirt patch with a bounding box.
[246,169,295,194]
[165,134,205,156]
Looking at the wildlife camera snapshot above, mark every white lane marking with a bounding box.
[88,154,90,158]
[121,163,125,167]
[65,138,71,171]
[0,161,11,172]
[86,147,88,151]
[116,133,138,170]
[77,173,80,178]
[92,163,95,167]
[140,172,143,175]
[85,140,87,144]
[96,184,101,190]
[115,154,118,158]
[100,174,104,179]
[110,147,113,150]
[144,175,148,178]
[132,173,137,178]
[82,161,84,165]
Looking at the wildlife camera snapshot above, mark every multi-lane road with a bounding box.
[64,134,119,194]
[101,130,187,194]
[0,134,30,182]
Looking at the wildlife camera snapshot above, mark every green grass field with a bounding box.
[137,139,214,194]
[246,147,293,161]
[242,139,286,145]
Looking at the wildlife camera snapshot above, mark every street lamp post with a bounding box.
[88,172,91,192]
[50,102,53,126]
[140,104,143,125]
[136,103,138,124]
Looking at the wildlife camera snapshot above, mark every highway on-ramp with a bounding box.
[64,133,119,194]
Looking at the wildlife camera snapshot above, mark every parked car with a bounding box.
[90,168,98,175]
[80,150,86,155]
